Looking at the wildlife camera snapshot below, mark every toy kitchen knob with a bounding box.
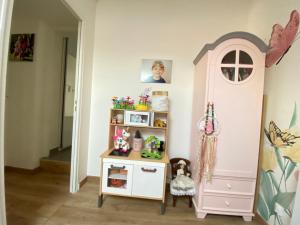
[225,201,230,206]
[226,183,232,189]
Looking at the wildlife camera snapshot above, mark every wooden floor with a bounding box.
[5,170,262,225]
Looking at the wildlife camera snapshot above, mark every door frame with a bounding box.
[69,17,83,193]
[0,1,85,224]
[0,1,14,224]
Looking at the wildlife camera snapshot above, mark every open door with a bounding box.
[0,1,14,225]
[0,3,84,225]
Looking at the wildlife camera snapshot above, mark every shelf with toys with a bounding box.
[110,109,168,128]
[98,89,170,214]
[110,123,167,130]
[108,109,169,158]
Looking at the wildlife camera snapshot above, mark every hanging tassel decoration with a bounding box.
[199,135,217,182]
[199,102,218,183]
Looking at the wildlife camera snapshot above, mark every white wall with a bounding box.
[87,0,254,176]
[248,0,300,129]
[248,1,300,224]
[64,0,96,182]
[5,17,63,169]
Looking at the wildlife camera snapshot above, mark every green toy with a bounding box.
[141,150,162,159]
[145,135,160,149]
[141,136,162,159]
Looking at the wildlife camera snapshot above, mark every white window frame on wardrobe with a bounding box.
[0,1,85,224]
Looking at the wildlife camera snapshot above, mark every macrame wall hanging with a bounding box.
[197,102,220,183]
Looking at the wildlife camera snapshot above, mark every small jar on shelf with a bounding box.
[152,91,168,112]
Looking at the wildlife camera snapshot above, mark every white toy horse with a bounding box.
[113,128,130,152]
[120,128,130,152]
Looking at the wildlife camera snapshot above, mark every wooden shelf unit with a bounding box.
[99,108,170,214]
[109,123,167,130]
[107,109,169,151]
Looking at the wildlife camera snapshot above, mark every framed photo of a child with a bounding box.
[140,59,172,83]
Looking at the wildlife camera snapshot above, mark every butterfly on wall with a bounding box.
[265,10,300,68]
[264,120,300,147]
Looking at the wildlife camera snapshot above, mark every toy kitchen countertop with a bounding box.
[100,148,169,164]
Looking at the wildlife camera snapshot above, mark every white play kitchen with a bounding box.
[98,92,169,214]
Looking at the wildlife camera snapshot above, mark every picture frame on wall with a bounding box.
[140,59,172,84]
[9,33,35,61]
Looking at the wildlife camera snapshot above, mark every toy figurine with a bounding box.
[113,129,123,149]
[136,88,151,110]
[113,128,131,152]
[120,128,130,151]
[154,119,167,128]
[141,135,162,159]
[144,135,160,152]
[112,96,135,110]
[172,160,195,191]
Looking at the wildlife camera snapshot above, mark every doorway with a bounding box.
[0,0,87,223]
[3,0,82,223]
[4,0,78,170]
[5,0,80,170]
[39,35,78,169]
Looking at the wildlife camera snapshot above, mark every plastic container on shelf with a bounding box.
[151,91,168,111]
[133,138,143,152]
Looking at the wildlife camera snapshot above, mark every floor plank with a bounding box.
[5,171,262,225]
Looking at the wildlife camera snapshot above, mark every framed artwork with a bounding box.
[9,33,35,61]
[140,59,172,84]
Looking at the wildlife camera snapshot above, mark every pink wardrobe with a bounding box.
[190,32,267,221]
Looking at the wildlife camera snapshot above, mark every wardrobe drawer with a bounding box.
[132,165,165,199]
[203,177,255,195]
[202,195,253,212]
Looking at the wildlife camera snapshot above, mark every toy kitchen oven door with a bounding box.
[101,163,133,196]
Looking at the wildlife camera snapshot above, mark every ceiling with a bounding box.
[12,0,78,31]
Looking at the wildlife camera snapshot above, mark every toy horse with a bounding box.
[113,128,130,152]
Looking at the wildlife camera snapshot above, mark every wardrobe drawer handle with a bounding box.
[110,165,125,170]
[141,167,157,173]
[226,183,232,189]
[225,201,230,206]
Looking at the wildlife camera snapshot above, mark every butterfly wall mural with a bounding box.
[265,10,300,68]
[258,104,299,225]
[264,120,300,147]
